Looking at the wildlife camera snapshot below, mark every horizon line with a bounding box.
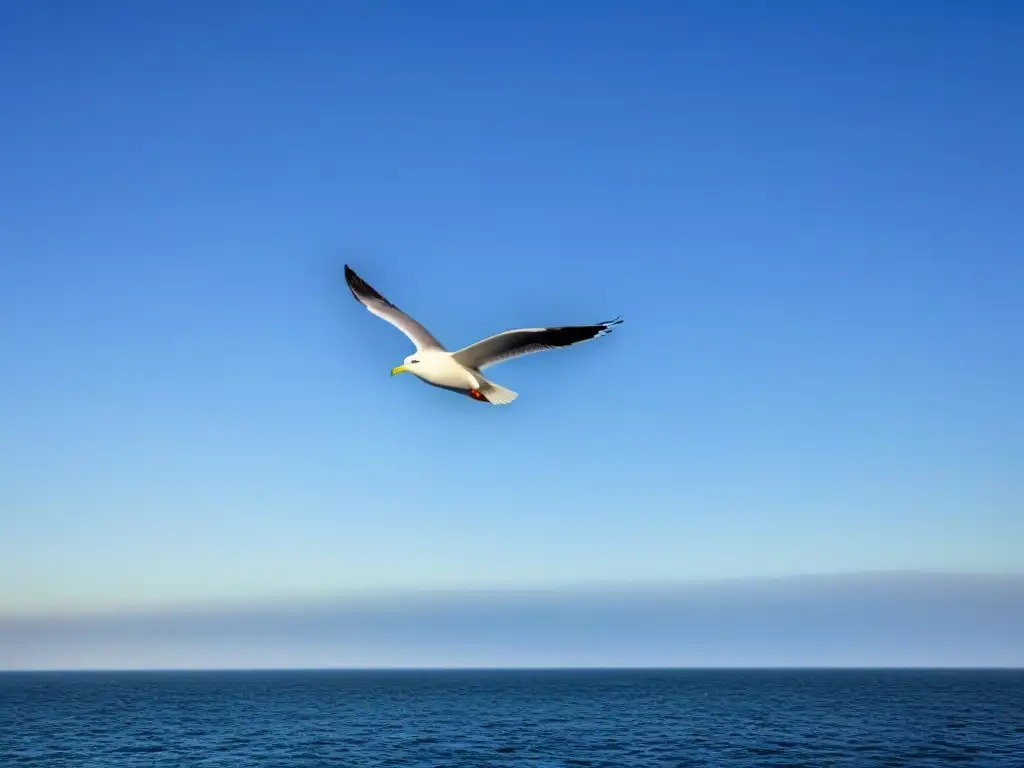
[3,665,1023,674]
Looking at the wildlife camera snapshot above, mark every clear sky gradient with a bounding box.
[1,0,1022,651]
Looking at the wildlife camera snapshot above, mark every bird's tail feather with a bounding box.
[479,379,519,405]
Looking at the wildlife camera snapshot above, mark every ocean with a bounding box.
[2,669,1021,766]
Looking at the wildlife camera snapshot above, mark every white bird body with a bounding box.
[343,264,621,405]
[401,349,481,391]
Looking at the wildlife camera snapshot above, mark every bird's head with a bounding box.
[390,354,421,377]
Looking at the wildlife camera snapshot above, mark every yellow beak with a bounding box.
[390,365,408,376]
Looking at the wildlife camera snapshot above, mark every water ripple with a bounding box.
[1,670,1021,767]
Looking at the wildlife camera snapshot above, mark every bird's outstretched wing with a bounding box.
[344,265,445,351]
[451,318,622,370]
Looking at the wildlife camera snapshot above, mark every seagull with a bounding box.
[343,264,622,405]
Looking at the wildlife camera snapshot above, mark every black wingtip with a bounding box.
[342,263,396,309]
[343,264,365,302]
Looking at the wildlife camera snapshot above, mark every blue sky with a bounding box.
[1,0,1022,653]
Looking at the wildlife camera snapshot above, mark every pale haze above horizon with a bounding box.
[1,1,1021,668]
[3,573,1023,670]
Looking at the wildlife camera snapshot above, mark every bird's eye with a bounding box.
[409,360,419,364]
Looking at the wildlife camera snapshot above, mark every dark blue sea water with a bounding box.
[1,670,1021,767]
